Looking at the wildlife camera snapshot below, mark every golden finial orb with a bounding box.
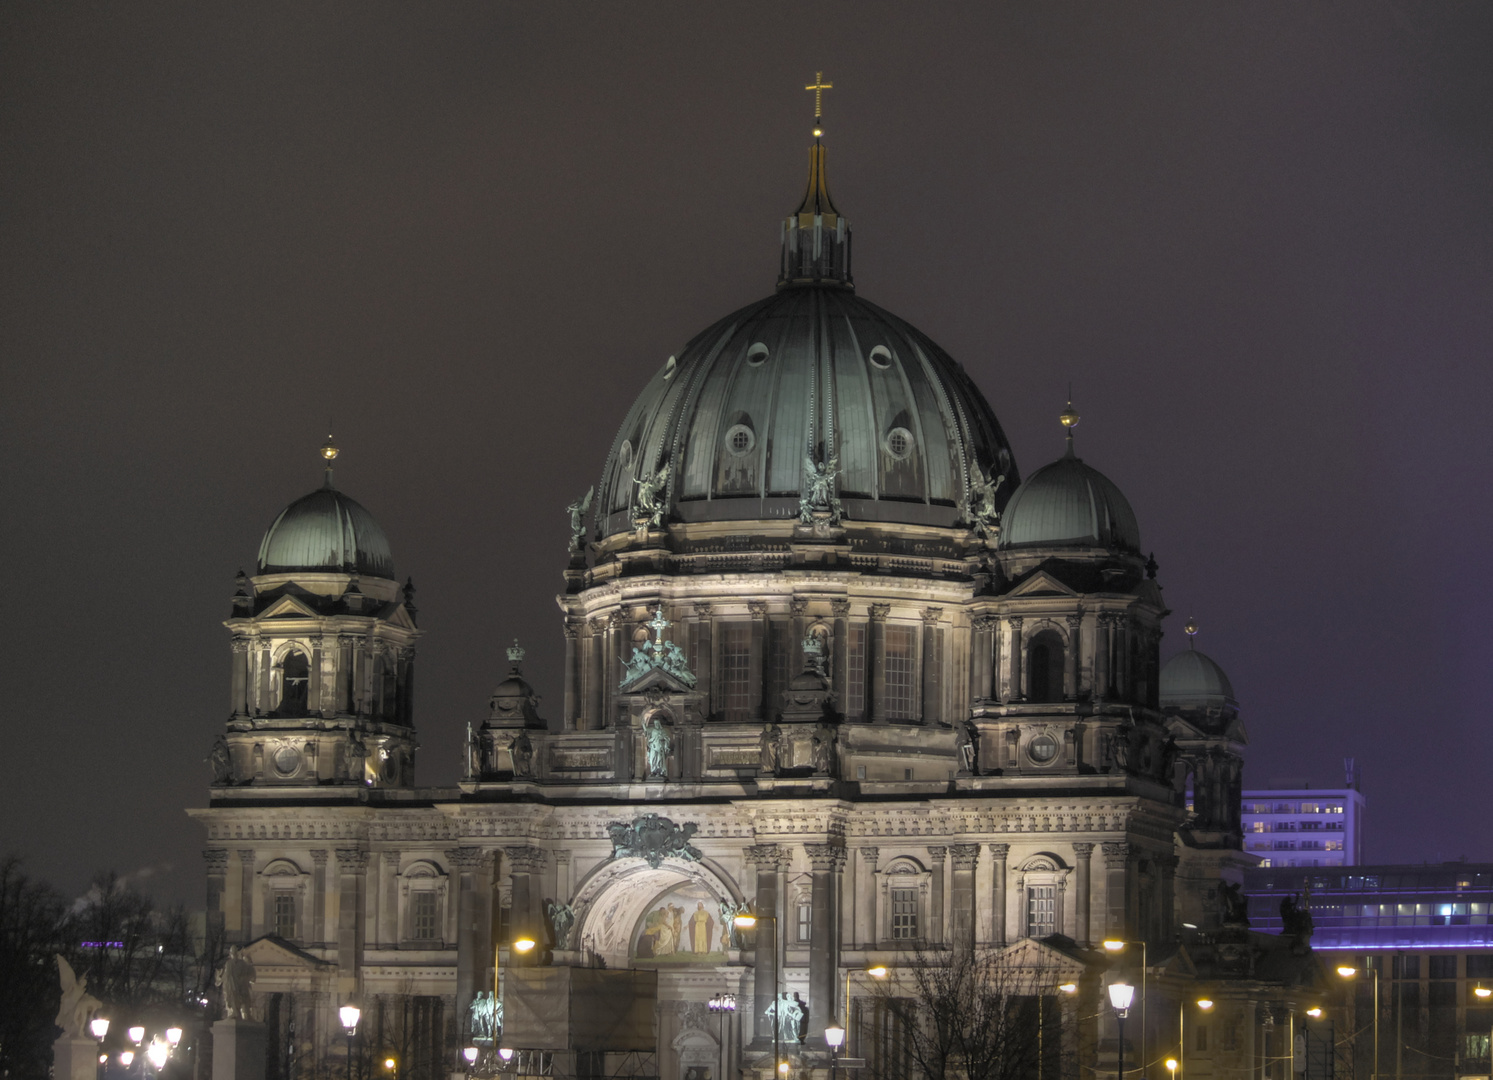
[1184,617,1199,638]
[1059,401,1080,429]
[321,433,339,462]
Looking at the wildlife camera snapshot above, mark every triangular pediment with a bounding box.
[258,595,320,620]
[240,935,333,971]
[1008,570,1079,598]
[619,665,695,696]
[383,603,417,630]
[996,935,1097,976]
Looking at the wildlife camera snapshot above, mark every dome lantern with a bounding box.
[780,72,851,289]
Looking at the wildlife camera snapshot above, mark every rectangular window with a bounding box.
[1274,803,1295,813]
[890,888,918,939]
[720,623,752,720]
[1468,956,1493,979]
[1466,1035,1490,1062]
[885,626,916,720]
[797,902,812,943]
[1299,802,1320,813]
[273,893,296,940]
[1250,822,1266,832]
[412,891,439,941]
[1027,886,1055,938]
[847,624,867,719]
[1429,955,1457,979]
[770,619,792,710]
[1194,1023,1209,1052]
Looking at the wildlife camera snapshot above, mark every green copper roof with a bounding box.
[1160,648,1238,710]
[257,485,394,579]
[997,452,1140,552]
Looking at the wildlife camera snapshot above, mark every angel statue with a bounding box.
[799,454,842,525]
[54,955,103,1039]
[565,486,593,551]
[634,465,669,527]
[964,461,1006,540]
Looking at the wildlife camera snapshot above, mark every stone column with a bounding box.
[378,851,399,946]
[448,846,493,1023]
[949,844,979,948]
[831,600,850,708]
[1092,615,1116,702]
[237,849,255,943]
[1007,617,1024,701]
[308,636,324,715]
[805,843,847,1041]
[1114,618,1131,703]
[695,603,714,716]
[1158,854,1179,945]
[257,644,272,715]
[1071,843,1094,945]
[563,622,580,731]
[1101,842,1132,939]
[790,598,809,655]
[745,844,782,1046]
[971,618,994,702]
[857,847,879,946]
[749,602,768,721]
[606,612,626,725]
[555,851,573,909]
[989,843,1009,946]
[927,846,947,943]
[204,849,228,960]
[1065,615,1082,700]
[869,604,889,723]
[334,848,369,998]
[210,1020,267,1080]
[920,608,941,725]
[587,617,606,731]
[311,850,329,944]
[231,642,249,716]
[504,845,547,962]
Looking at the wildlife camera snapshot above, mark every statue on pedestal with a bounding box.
[54,956,102,1039]
[215,946,257,1020]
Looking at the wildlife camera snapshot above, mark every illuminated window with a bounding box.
[411,892,439,942]
[890,889,918,939]
[1299,802,1320,813]
[1250,822,1266,833]
[885,626,916,720]
[719,623,752,720]
[273,893,296,939]
[279,650,309,715]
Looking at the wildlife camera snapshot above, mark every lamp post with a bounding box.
[710,993,737,1080]
[733,912,782,1079]
[1104,941,1148,1080]
[1110,982,1136,1080]
[487,933,536,1058]
[462,1047,479,1076]
[1037,982,1078,1080]
[840,966,890,1057]
[1337,964,1378,1080]
[1176,997,1213,1080]
[339,1005,361,1080]
[825,1024,845,1080]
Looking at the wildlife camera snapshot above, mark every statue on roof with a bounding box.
[799,453,843,525]
[634,465,669,528]
[964,460,1006,540]
[566,487,593,550]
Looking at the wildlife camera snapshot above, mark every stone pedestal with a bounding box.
[53,1036,98,1080]
[212,1020,267,1080]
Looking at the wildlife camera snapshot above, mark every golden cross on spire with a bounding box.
[805,71,833,126]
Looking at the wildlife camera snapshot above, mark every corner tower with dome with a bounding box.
[191,102,1321,1080]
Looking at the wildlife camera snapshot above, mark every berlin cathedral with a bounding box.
[190,100,1323,1080]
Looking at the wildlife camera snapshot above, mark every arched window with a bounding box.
[280,650,309,715]
[1026,631,1065,703]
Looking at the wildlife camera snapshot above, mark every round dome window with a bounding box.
[1028,734,1059,764]
[618,440,633,471]
[273,745,301,776]
[746,343,770,367]
[724,424,756,456]
[869,345,893,369]
[885,427,914,460]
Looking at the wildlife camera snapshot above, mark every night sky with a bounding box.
[4,3,1492,905]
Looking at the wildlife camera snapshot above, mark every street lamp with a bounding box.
[709,993,737,1080]
[1109,983,1136,1080]
[146,1039,169,1072]
[1175,996,1213,1080]
[462,1047,479,1072]
[1104,941,1148,1080]
[1337,964,1378,1080]
[119,1052,135,1068]
[841,965,891,1057]
[165,1029,182,1050]
[497,1048,515,1069]
[90,1018,110,1041]
[1039,981,1079,1080]
[128,1027,146,1047]
[825,1024,846,1080]
[339,1005,362,1080]
[734,912,785,1078]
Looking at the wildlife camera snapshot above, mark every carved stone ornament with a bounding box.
[619,607,697,689]
[606,813,702,869]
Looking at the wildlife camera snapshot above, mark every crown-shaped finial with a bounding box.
[507,639,525,668]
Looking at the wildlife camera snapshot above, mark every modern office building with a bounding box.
[1241,769,1366,868]
[1247,864,1493,1080]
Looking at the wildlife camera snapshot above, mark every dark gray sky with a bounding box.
[4,3,1492,904]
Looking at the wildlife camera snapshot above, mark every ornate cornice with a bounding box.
[445,846,488,869]
[744,843,782,868]
[831,599,851,618]
[869,603,890,621]
[804,842,848,871]
[949,843,980,870]
[921,607,942,626]
[503,845,548,874]
[336,848,370,871]
[203,849,229,872]
[1072,842,1095,858]
[988,843,1010,860]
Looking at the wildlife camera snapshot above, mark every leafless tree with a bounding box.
[863,946,1071,1080]
[0,856,75,1080]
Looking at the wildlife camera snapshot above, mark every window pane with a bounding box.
[273,893,296,939]
[847,624,866,719]
[1027,886,1055,938]
[890,888,918,939]
[885,627,916,720]
[720,623,752,720]
[413,891,439,941]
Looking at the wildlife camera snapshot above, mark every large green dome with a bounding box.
[997,451,1141,552]
[257,484,394,579]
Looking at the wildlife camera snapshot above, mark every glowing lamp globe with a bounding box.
[89,1018,110,1040]
[825,1027,846,1049]
[1108,982,1135,1011]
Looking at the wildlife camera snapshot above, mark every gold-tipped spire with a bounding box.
[320,431,339,487]
[806,71,833,138]
[779,72,851,288]
[1184,616,1199,647]
[1059,396,1080,455]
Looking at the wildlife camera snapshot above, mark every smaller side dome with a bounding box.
[258,486,394,579]
[488,641,544,729]
[998,454,1141,552]
[1160,649,1238,712]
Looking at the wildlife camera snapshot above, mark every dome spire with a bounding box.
[779,71,852,289]
[1184,616,1200,649]
[320,430,339,489]
[1059,393,1080,457]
